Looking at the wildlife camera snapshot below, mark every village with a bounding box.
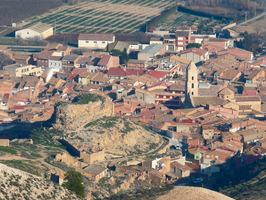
[0,21,266,198]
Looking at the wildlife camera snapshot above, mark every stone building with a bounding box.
[185,61,198,107]
[62,140,105,164]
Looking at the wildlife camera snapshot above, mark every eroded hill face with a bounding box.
[67,116,162,155]
[0,163,81,200]
[156,186,234,200]
[54,93,114,131]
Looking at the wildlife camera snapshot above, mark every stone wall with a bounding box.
[54,92,114,131]
[0,139,9,147]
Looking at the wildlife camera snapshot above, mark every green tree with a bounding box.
[110,48,129,65]
[62,171,85,198]
[186,43,202,49]
[121,48,129,64]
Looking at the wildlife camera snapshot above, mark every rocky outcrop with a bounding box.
[68,117,163,155]
[54,93,114,131]
[156,186,234,200]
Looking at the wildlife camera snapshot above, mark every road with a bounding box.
[237,12,266,27]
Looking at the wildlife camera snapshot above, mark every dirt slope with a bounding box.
[156,186,234,200]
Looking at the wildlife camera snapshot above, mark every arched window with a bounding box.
[192,92,194,96]
[192,83,194,88]
[192,76,194,80]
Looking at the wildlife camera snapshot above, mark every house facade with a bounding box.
[78,33,115,49]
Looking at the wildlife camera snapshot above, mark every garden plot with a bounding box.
[22,0,176,34]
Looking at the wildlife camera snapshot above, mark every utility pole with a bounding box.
[245,11,248,22]
[255,1,257,17]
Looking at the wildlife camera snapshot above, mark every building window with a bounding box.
[192,92,194,96]
[163,96,166,98]
[86,41,89,43]
[94,41,97,43]
[215,156,219,160]
[192,76,194,80]
[206,154,210,158]
[192,83,194,88]
[27,32,29,34]
[156,95,159,98]
[50,62,52,65]
[102,41,105,44]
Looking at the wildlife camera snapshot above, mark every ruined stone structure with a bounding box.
[54,92,114,131]
[62,139,105,164]
[0,139,9,147]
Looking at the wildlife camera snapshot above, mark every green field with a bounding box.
[23,0,176,34]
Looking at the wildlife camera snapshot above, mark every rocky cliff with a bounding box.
[54,92,114,131]
[156,186,234,200]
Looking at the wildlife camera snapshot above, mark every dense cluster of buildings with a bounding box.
[2,25,266,185]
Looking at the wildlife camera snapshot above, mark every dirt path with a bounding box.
[0,151,62,176]
[104,137,168,164]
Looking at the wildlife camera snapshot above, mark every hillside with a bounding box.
[66,116,164,156]
[218,157,266,200]
[53,93,165,156]
[156,186,234,200]
[0,163,81,200]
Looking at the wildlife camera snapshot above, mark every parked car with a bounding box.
[193,178,203,183]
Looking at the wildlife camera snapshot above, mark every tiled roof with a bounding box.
[37,51,53,60]
[170,55,190,65]
[234,96,261,102]
[219,87,234,95]
[78,33,114,41]
[72,68,87,75]
[45,43,62,50]
[145,70,168,79]
[97,55,111,66]
[219,69,240,80]
[126,69,145,76]
[75,56,92,65]
[192,96,228,107]
[107,68,131,77]
[246,70,260,79]
[199,85,223,96]
[181,48,207,56]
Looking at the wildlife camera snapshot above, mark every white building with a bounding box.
[78,33,115,49]
[48,57,62,72]
[15,23,53,39]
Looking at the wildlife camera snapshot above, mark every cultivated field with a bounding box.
[156,12,228,33]
[22,0,176,34]
[0,0,63,26]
